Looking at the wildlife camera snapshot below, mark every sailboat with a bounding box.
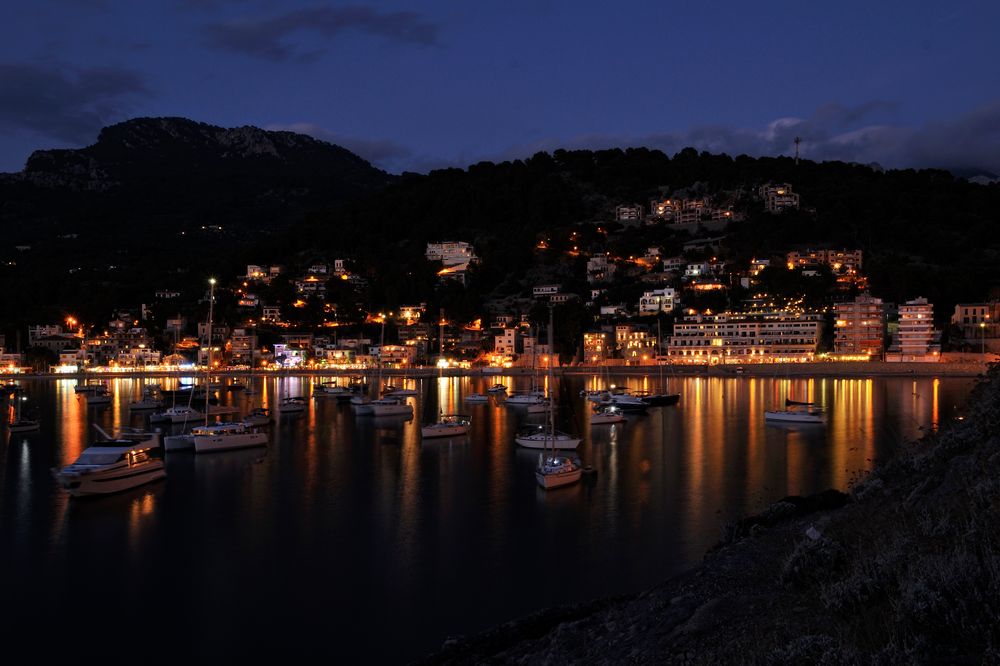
[193,278,269,452]
[531,306,582,489]
[355,317,404,416]
[8,393,40,433]
[515,307,582,452]
[641,318,681,406]
[506,325,545,406]
[351,316,386,416]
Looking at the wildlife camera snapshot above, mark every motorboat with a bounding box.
[464,393,488,403]
[486,383,507,393]
[764,404,826,424]
[53,429,165,497]
[421,414,471,438]
[278,396,306,414]
[73,381,104,394]
[535,454,583,489]
[149,405,203,424]
[192,422,267,453]
[590,405,627,425]
[242,407,271,426]
[580,389,607,402]
[368,397,413,417]
[515,424,581,450]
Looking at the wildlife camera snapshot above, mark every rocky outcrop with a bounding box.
[421,367,1000,664]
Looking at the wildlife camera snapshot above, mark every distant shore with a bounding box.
[11,360,990,381]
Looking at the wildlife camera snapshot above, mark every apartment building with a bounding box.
[667,311,821,364]
[833,294,885,358]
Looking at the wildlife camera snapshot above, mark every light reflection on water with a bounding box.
[0,373,973,662]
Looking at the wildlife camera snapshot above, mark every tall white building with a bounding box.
[888,297,940,362]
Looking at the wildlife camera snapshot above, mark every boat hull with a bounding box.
[57,462,166,497]
[421,424,469,438]
[515,434,581,450]
[163,434,195,451]
[8,421,40,433]
[764,411,825,423]
[642,393,680,406]
[193,432,268,453]
[536,468,582,489]
[590,414,626,424]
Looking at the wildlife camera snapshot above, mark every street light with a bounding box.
[980,321,987,356]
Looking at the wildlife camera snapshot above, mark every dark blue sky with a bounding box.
[3,0,999,173]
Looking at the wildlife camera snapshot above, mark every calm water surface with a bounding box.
[0,373,973,662]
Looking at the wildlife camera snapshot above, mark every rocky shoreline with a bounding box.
[418,366,1000,664]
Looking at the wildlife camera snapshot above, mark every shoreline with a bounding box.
[11,360,989,381]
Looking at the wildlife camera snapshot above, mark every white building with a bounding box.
[426,241,478,268]
[684,263,709,278]
[668,311,821,364]
[638,288,677,315]
[887,297,940,362]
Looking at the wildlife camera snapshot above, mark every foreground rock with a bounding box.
[420,368,1000,664]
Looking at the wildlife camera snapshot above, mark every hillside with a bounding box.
[2,123,1000,336]
[421,366,1000,664]
[0,117,391,326]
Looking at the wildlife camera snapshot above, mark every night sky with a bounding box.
[2,0,999,174]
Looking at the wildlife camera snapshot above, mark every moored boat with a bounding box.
[535,454,583,489]
[192,422,267,453]
[765,404,825,423]
[421,414,471,438]
[367,397,413,417]
[590,405,627,425]
[54,429,165,497]
[515,424,581,450]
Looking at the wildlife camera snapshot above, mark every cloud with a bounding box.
[204,5,439,61]
[0,62,149,144]
[492,101,1000,175]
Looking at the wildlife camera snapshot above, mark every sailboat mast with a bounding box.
[547,304,555,453]
[205,278,215,426]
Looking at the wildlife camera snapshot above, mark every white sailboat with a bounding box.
[506,325,546,406]
[421,414,471,438]
[196,279,269,453]
[530,305,582,489]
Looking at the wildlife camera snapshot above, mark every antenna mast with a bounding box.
[794,136,802,165]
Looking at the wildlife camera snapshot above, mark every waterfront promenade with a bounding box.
[15,358,993,381]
